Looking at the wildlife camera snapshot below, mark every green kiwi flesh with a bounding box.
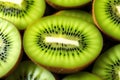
[93,0,120,40]
[55,10,94,24]
[0,0,46,30]
[46,0,91,9]
[5,61,56,80]
[92,44,120,80]
[62,71,102,80]
[23,15,103,73]
[0,18,21,78]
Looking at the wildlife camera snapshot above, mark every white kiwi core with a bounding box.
[45,36,79,47]
[0,0,24,5]
[0,38,4,51]
[115,6,120,16]
[118,71,120,79]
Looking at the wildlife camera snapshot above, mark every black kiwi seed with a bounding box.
[93,0,120,40]
[23,15,103,73]
[5,61,56,80]
[0,0,46,30]
[0,32,11,62]
[0,18,21,78]
[92,44,120,80]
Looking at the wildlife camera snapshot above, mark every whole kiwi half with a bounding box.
[0,0,46,30]
[5,61,56,80]
[92,0,120,40]
[23,15,103,74]
[92,44,120,80]
[46,0,91,9]
[55,10,94,24]
[0,18,22,78]
[62,71,102,80]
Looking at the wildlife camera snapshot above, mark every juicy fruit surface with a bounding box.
[62,72,102,80]
[92,44,120,80]
[0,0,46,30]
[93,0,120,40]
[23,15,103,73]
[6,61,55,80]
[46,0,91,7]
[55,10,94,24]
[0,18,21,78]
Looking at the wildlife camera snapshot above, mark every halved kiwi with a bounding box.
[55,10,94,24]
[0,0,46,30]
[0,18,22,78]
[5,60,56,80]
[92,44,120,80]
[46,0,91,9]
[92,0,120,40]
[62,71,102,80]
[23,15,103,74]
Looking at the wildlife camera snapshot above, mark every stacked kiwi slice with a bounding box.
[1,0,120,79]
[5,61,56,80]
[62,71,102,80]
[92,44,120,80]
[46,0,91,9]
[0,0,46,30]
[92,0,120,40]
[55,10,94,24]
[0,18,22,78]
[23,15,103,73]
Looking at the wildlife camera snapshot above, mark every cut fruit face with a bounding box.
[5,61,56,80]
[92,44,120,80]
[0,18,21,78]
[23,15,103,73]
[93,0,120,40]
[0,0,46,30]
[62,71,102,80]
[46,0,91,8]
[55,10,94,24]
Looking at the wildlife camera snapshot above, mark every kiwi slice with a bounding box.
[62,71,102,80]
[46,0,91,9]
[92,44,120,80]
[55,10,94,24]
[92,0,120,40]
[0,18,22,78]
[23,15,103,74]
[0,0,46,30]
[5,61,56,80]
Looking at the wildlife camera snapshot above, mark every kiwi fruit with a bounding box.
[5,60,56,80]
[92,44,120,80]
[92,0,120,40]
[0,0,46,30]
[46,0,92,9]
[0,18,22,78]
[62,71,102,80]
[23,15,103,74]
[55,10,94,24]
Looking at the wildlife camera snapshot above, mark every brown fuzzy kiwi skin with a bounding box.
[25,53,98,74]
[0,18,23,79]
[46,0,92,10]
[23,15,102,74]
[92,0,120,42]
[1,50,23,79]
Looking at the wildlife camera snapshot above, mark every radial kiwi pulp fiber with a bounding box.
[0,18,22,78]
[23,15,103,74]
[92,0,120,40]
[92,44,120,80]
[46,0,91,9]
[55,10,94,24]
[0,0,46,30]
[5,61,56,80]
